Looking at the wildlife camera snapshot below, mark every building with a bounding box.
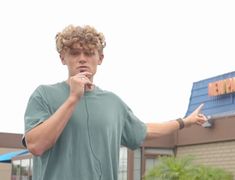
[1,71,235,179]
[0,133,25,180]
[177,70,235,178]
[128,71,235,179]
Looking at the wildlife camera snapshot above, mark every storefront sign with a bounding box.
[208,77,235,96]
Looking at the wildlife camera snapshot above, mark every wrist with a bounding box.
[176,118,184,129]
[67,95,80,105]
[182,117,191,127]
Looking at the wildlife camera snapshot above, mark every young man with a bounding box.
[23,25,207,180]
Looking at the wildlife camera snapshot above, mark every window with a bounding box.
[11,160,21,180]
[21,159,30,180]
[118,147,127,180]
[11,157,32,180]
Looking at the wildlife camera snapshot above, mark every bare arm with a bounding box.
[25,96,78,156]
[146,120,179,138]
[25,72,92,156]
[146,104,207,139]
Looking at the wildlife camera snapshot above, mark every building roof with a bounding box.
[185,71,235,118]
[0,132,24,149]
[0,149,29,163]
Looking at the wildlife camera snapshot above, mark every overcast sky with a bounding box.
[0,0,235,134]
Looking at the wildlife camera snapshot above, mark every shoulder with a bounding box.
[96,87,124,101]
[31,81,66,97]
[96,87,129,109]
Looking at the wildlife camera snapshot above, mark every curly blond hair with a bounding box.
[55,25,106,54]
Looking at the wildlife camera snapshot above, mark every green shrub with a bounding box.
[144,156,233,180]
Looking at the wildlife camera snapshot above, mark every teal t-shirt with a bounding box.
[24,81,147,180]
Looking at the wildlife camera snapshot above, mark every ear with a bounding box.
[98,54,104,65]
[60,52,66,65]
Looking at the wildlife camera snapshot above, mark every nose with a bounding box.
[78,53,87,64]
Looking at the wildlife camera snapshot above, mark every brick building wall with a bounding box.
[0,133,24,180]
[176,141,235,179]
[0,163,11,180]
[0,148,22,180]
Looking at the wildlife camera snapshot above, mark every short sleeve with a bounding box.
[22,86,52,147]
[121,106,147,150]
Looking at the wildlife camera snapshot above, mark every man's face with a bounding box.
[60,43,103,79]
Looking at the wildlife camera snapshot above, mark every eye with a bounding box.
[84,51,95,56]
[70,50,81,56]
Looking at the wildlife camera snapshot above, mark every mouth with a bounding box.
[77,66,89,72]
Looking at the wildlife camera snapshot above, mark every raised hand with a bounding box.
[69,72,93,100]
[183,104,208,127]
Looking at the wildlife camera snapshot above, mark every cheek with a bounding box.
[90,62,99,73]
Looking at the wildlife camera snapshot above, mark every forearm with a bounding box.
[146,104,207,139]
[25,96,78,156]
[146,120,181,139]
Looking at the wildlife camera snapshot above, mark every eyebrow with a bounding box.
[70,48,82,51]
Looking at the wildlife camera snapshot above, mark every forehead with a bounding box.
[71,43,82,49]
[68,43,98,52]
[65,42,99,54]
[63,43,101,58]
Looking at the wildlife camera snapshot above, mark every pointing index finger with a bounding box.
[195,103,204,113]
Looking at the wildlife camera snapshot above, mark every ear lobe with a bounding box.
[98,54,104,65]
[60,54,66,65]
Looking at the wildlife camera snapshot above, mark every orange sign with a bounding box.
[208,77,235,96]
